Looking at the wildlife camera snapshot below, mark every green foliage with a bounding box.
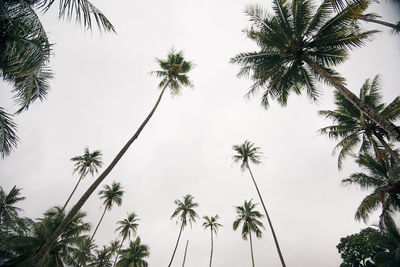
[319,75,400,169]
[202,215,223,235]
[232,140,262,170]
[231,0,376,109]
[71,148,103,178]
[171,194,199,227]
[115,212,139,242]
[116,237,149,267]
[233,200,265,240]
[99,181,125,211]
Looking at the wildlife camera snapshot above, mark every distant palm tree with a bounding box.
[232,140,286,266]
[168,194,198,267]
[0,185,25,225]
[90,245,112,267]
[319,75,400,169]
[116,237,149,267]
[62,148,103,212]
[33,50,194,264]
[108,239,121,264]
[343,153,400,230]
[68,237,96,267]
[112,212,139,267]
[231,0,400,142]
[233,200,265,267]
[202,215,222,267]
[90,182,124,242]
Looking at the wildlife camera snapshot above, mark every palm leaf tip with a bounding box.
[0,108,19,158]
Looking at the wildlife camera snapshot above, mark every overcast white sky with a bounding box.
[1,0,399,266]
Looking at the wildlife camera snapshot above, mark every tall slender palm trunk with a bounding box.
[303,57,400,142]
[249,230,255,267]
[90,206,108,242]
[246,163,286,267]
[168,223,184,267]
[182,240,189,267]
[112,236,126,267]
[61,173,84,212]
[357,15,399,32]
[28,82,170,266]
[209,229,214,267]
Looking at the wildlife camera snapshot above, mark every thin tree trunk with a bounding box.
[357,15,399,31]
[246,163,286,267]
[168,223,184,267]
[249,230,255,267]
[373,132,400,165]
[28,82,170,266]
[182,240,189,267]
[209,229,213,267]
[61,173,84,213]
[303,57,400,142]
[90,207,108,242]
[112,236,126,267]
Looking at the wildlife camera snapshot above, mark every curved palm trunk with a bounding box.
[249,230,255,267]
[303,57,400,142]
[373,132,400,165]
[182,240,189,267]
[28,82,170,266]
[246,163,286,267]
[209,230,213,267]
[61,173,84,213]
[168,223,184,267]
[357,15,399,31]
[112,236,126,267]
[90,206,108,242]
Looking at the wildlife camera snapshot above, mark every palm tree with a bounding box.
[62,148,103,212]
[230,0,400,142]
[0,185,25,225]
[319,75,400,169]
[112,212,139,267]
[0,0,115,157]
[232,140,286,266]
[4,206,90,266]
[233,200,265,267]
[168,194,198,267]
[32,50,193,264]
[90,181,124,242]
[116,237,149,267]
[68,237,96,267]
[90,245,112,267]
[342,153,400,229]
[202,215,222,267]
[181,240,189,267]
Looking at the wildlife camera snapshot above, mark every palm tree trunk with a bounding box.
[357,15,399,31]
[303,57,400,142]
[28,82,170,266]
[209,229,213,267]
[373,132,400,165]
[61,173,84,213]
[90,206,108,242]
[246,163,286,267]
[112,236,126,267]
[182,240,189,267]
[249,230,255,267]
[168,223,184,267]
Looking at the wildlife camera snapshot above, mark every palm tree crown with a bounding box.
[171,194,199,227]
[319,75,400,169]
[232,140,263,170]
[0,186,25,225]
[233,200,265,240]
[116,237,150,267]
[115,212,139,242]
[151,49,194,95]
[99,181,124,211]
[202,215,223,234]
[71,148,103,178]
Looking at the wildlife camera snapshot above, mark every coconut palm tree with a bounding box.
[181,240,189,267]
[319,75,400,169]
[0,185,25,225]
[112,212,139,267]
[233,200,265,267]
[116,237,149,267]
[202,215,222,267]
[62,148,103,212]
[31,50,194,264]
[230,0,400,142]
[168,194,198,267]
[342,153,400,229]
[90,181,124,242]
[90,245,112,267]
[232,140,286,266]
[67,237,96,267]
[0,0,115,157]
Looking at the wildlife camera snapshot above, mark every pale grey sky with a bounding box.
[1,0,399,266]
